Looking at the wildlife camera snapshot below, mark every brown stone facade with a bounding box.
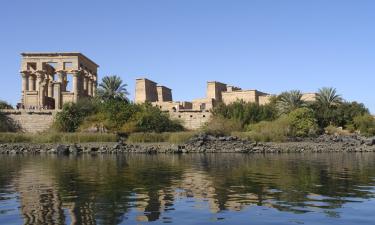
[20,52,99,110]
[134,78,276,129]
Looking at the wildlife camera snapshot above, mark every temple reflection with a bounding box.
[0,153,374,224]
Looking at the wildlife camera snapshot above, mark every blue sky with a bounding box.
[0,0,374,112]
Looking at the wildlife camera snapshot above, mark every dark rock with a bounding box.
[56,145,69,155]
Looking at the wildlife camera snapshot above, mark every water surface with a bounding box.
[0,153,374,225]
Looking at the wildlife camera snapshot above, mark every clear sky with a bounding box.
[0,0,374,112]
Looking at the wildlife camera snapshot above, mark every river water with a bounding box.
[0,153,374,225]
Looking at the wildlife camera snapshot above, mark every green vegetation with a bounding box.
[353,114,375,137]
[277,90,306,114]
[210,87,374,142]
[0,100,19,132]
[0,100,13,110]
[54,98,98,132]
[212,101,277,127]
[287,108,318,137]
[54,76,183,134]
[0,132,117,143]
[96,75,129,102]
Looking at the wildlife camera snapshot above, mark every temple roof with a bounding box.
[21,52,99,67]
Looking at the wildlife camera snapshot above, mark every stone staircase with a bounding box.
[3,110,56,133]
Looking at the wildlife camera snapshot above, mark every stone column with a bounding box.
[88,78,93,96]
[21,71,29,92]
[39,81,46,108]
[29,75,36,91]
[83,73,88,96]
[46,74,53,97]
[35,71,45,93]
[72,70,80,103]
[92,75,97,97]
[20,71,29,105]
[54,82,61,110]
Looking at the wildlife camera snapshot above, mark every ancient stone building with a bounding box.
[20,52,99,110]
[134,78,275,129]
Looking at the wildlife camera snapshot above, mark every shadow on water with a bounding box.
[0,153,375,224]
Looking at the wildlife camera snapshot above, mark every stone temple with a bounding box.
[20,52,99,110]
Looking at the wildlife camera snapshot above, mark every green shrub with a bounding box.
[98,99,137,131]
[54,99,98,132]
[288,108,318,137]
[129,104,183,133]
[353,114,375,137]
[0,113,21,132]
[212,101,277,127]
[246,116,290,142]
[202,116,243,136]
[0,100,13,110]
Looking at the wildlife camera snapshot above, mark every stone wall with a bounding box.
[135,78,158,103]
[222,90,257,105]
[156,86,172,102]
[169,111,211,130]
[2,110,55,133]
[206,81,227,102]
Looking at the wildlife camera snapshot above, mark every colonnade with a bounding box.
[20,69,97,110]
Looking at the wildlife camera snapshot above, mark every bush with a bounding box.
[202,116,243,136]
[212,101,277,127]
[128,104,183,133]
[0,113,21,132]
[55,99,98,132]
[245,116,290,142]
[287,108,318,137]
[243,108,318,142]
[0,100,13,109]
[98,99,137,131]
[353,114,375,137]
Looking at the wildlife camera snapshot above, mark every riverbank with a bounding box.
[0,134,374,154]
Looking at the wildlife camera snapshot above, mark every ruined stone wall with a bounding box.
[206,81,227,102]
[169,111,211,130]
[302,93,317,102]
[156,86,172,102]
[259,95,272,105]
[192,98,215,111]
[135,78,158,103]
[3,110,55,133]
[222,90,257,105]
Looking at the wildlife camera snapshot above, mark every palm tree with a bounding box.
[277,90,306,114]
[97,75,129,101]
[316,87,342,109]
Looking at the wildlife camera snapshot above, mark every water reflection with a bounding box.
[0,153,375,224]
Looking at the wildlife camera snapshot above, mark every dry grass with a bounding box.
[0,132,117,143]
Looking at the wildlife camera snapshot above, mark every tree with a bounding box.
[0,100,13,109]
[277,90,306,114]
[316,87,342,109]
[313,87,343,128]
[288,108,318,137]
[353,114,375,137]
[97,75,129,102]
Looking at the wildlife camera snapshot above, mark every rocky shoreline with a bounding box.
[0,134,374,155]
